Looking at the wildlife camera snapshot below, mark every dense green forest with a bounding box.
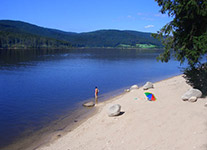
[0,30,72,49]
[0,20,162,49]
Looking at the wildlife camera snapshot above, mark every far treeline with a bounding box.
[0,30,72,49]
[0,20,162,49]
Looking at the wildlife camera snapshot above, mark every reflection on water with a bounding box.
[0,48,182,149]
[0,48,161,66]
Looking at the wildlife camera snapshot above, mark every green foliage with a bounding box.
[117,44,157,48]
[153,0,207,66]
[117,43,157,48]
[67,30,162,47]
[183,63,207,95]
[136,44,157,48]
[0,30,72,49]
[153,0,207,95]
[0,20,162,49]
[118,44,132,48]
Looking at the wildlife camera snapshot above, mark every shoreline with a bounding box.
[33,87,131,150]
[31,90,128,150]
[37,74,207,150]
[0,47,163,51]
[2,83,131,150]
[2,102,98,150]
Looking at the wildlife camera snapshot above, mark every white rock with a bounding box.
[124,89,130,92]
[130,85,138,90]
[82,101,95,107]
[204,102,207,107]
[107,104,121,117]
[188,96,197,102]
[143,82,154,90]
[181,88,202,101]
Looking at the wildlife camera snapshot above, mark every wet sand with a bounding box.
[2,103,98,150]
[2,85,127,150]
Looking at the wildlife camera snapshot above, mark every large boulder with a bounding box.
[107,104,121,117]
[182,88,202,101]
[143,82,154,90]
[130,85,139,90]
[82,101,95,107]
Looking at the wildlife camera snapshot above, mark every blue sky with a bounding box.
[0,0,172,33]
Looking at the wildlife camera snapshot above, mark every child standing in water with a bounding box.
[95,87,99,104]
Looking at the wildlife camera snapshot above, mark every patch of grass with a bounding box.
[117,43,157,49]
[136,44,157,48]
[117,44,131,48]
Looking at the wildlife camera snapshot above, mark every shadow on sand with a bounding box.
[183,63,207,96]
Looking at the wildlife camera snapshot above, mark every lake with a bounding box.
[0,48,184,149]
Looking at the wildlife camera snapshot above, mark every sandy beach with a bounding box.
[37,75,207,150]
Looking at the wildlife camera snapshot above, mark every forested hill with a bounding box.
[0,20,162,49]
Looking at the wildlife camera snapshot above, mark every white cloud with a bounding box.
[144,25,154,28]
[154,13,167,17]
[137,12,143,16]
[127,15,136,20]
[141,17,154,21]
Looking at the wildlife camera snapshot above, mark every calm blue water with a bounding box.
[0,48,184,149]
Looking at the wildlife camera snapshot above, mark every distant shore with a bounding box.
[37,75,207,150]
[0,47,163,50]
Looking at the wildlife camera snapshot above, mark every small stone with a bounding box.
[57,134,61,137]
[143,82,154,90]
[124,89,130,92]
[204,103,207,107]
[82,101,95,107]
[188,96,197,102]
[130,85,138,90]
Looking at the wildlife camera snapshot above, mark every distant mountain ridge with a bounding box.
[0,20,162,49]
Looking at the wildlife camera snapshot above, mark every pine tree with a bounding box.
[153,0,207,67]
